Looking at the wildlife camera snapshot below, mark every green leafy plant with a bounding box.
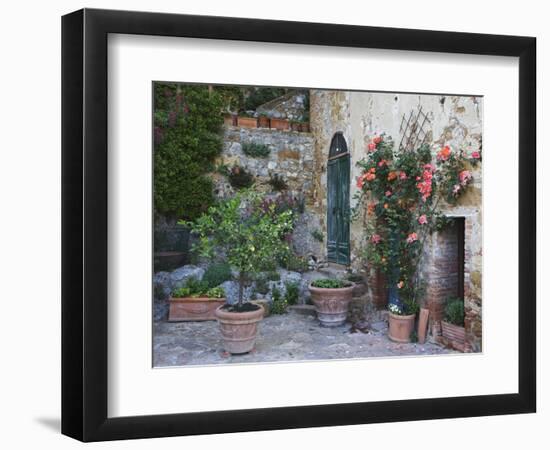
[171,277,225,299]
[244,87,287,111]
[268,174,288,192]
[311,229,324,242]
[271,286,288,314]
[202,262,232,288]
[311,279,351,289]
[184,190,294,308]
[242,142,271,158]
[444,297,465,326]
[153,83,223,220]
[254,276,270,295]
[281,254,309,273]
[284,282,300,305]
[228,165,254,189]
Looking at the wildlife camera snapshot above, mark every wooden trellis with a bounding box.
[398,106,431,151]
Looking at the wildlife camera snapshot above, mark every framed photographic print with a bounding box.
[61,8,536,442]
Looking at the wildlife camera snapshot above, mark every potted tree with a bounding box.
[441,297,466,351]
[184,191,294,354]
[308,279,355,327]
[168,278,226,321]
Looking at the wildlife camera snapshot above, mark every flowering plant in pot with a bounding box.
[183,190,294,354]
[441,297,466,351]
[308,279,355,327]
[355,134,480,342]
[168,278,226,322]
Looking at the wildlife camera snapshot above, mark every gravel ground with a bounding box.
[153,311,455,367]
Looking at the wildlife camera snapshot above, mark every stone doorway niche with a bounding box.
[425,217,467,337]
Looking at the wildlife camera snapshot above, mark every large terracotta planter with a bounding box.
[308,283,355,327]
[237,116,257,128]
[168,297,225,321]
[215,304,264,354]
[442,321,466,351]
[270,118,289,130]
[388,312,416,343]
[258,116,271,128]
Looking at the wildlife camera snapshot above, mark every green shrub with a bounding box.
[266,271,281,282]
[311,229,324,242]
[311,279,351,289]
[154,83,223,220]
[244,87,287,111]
[202,263,232,288]
[254,275,270,295]
[242,142,271,158]
[281,254,309,273]
[271,286,288,314]
[171,277,225,298]
[284,282,300,305]
[444,297,465,326]
[228,165,254,189]
[268,174,288,192]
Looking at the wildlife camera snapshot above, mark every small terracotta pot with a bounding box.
[270,118,289,130]
[442,321,466,351]
[237,116,258,128]
[388,312,416,343]
[290,122,301,131]
[215,304,264,354]
[168,297,225,322]
[308,283,355,327]
[258,116,271,128]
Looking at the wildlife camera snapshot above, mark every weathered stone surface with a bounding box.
[170,265,205,287]
[153,312,455,367]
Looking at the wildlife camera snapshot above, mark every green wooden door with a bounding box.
[327,134,350,265]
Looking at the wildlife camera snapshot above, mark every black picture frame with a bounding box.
[61,8,536,442]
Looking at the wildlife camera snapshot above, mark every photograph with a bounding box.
[152,82,483,367]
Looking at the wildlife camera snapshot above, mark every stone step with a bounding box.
[288,304,316,317]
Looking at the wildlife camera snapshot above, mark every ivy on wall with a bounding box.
[153,83,223,221]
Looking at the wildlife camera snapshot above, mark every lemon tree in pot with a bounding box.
[183,190,293,354]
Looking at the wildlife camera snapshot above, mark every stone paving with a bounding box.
[153,310,455,367]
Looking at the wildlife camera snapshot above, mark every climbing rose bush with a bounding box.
[355,134,480,313]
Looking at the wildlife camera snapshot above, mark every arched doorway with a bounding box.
[327,132,350,265]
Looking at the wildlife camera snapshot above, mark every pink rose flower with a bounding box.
[406,232,418,244]
[385,190,392,197]
[418,214,428,225]
[399,171,407,180]
[368,142,376,152]
[371,234,381,244]
[471,151,480,159]
[397,281,404,289]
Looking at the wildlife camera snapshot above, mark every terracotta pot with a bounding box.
[237,116,257,128]
[270,118,289,130]
[308,283,355,327]
[215,304,264,354]
[388,312,416,343]
[154,251,186,272]
[442,321,466,351]
[299,123,310,132]
[258,116,271,128]
[290,122,301,131]
[168,297,225,321]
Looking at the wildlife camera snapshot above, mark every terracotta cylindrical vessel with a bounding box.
[308,283,355,327]
[388,312,416,343]
[215,304,264,354]
[369,269,388,310]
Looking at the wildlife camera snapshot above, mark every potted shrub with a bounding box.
[387,300,419,343]
[308,279,355,327]
[168,278,226,321]
[185,190,294,354]
[237,113,258,128]
[270,117,290,130]
[257,113,271,128]
[441,297,466,351]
